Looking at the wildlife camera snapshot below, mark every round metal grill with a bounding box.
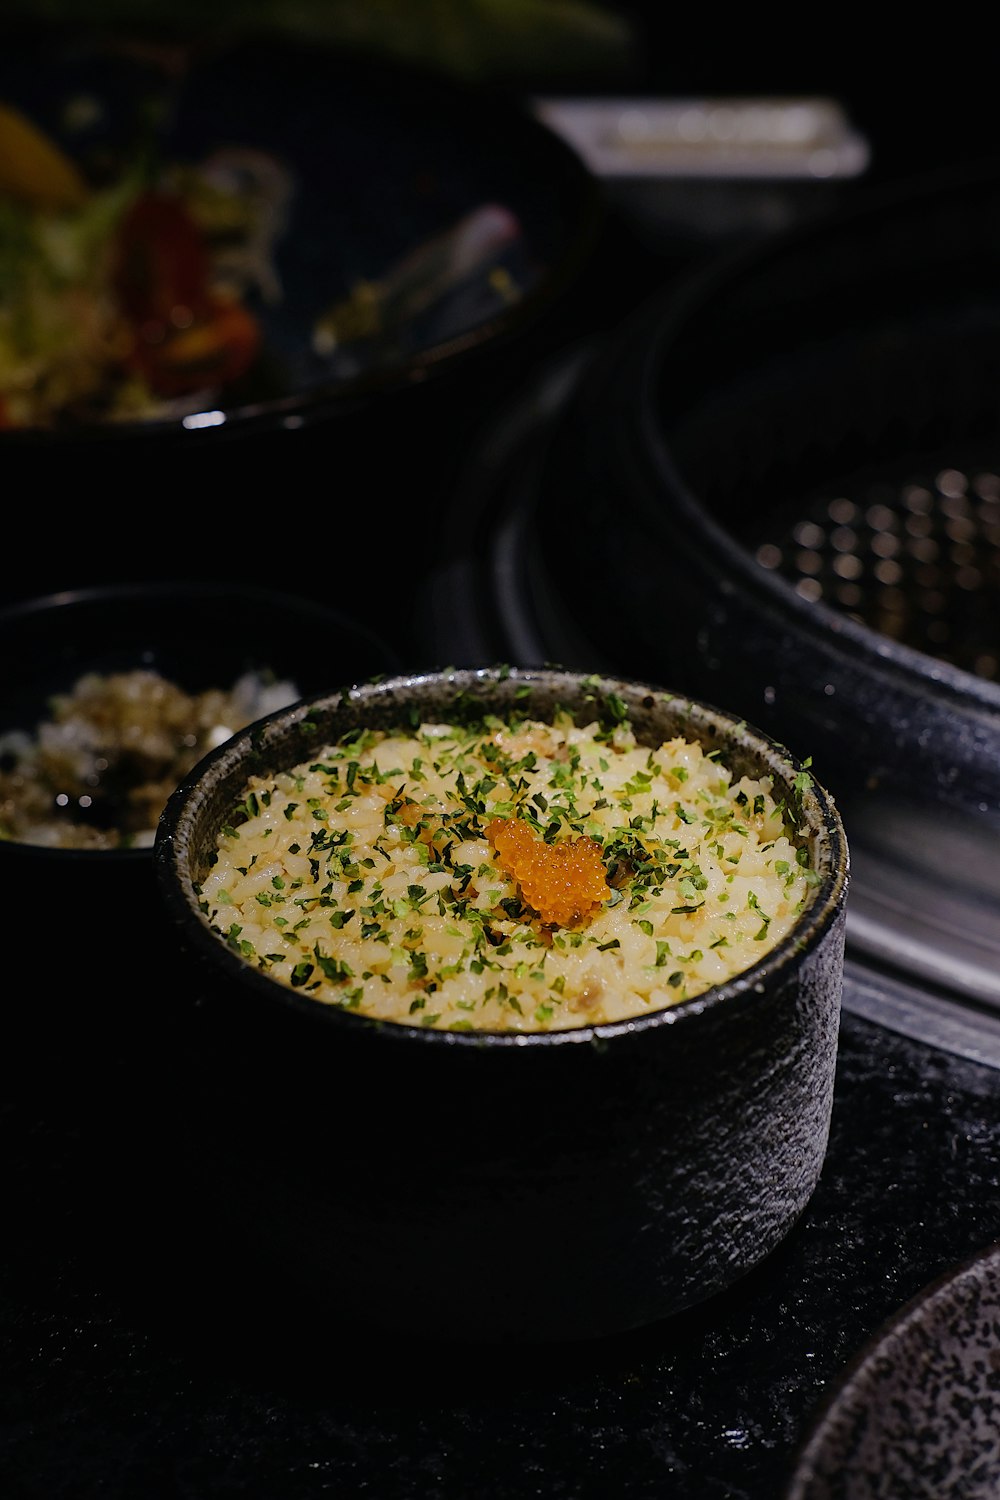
[751,462,1000,682]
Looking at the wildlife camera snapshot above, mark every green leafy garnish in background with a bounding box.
[3,0,636,84]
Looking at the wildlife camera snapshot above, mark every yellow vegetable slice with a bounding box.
[0,100,88,209]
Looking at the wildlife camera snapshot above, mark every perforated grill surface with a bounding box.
[751,462,1000,683]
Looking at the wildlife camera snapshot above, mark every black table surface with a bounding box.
[5,977,1000,1500]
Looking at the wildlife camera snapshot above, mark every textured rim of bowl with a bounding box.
[155,665,850,1049]
[0,578,402,864]
[785,1236,1000,1499]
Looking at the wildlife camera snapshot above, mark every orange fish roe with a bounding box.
[486,817,608,928]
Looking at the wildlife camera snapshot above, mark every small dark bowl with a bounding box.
[0,580,401,1100]
[154,666,849,1343]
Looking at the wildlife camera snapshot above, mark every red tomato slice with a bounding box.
[113,189,260,396]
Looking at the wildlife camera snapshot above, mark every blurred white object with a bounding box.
[532,96,870,179]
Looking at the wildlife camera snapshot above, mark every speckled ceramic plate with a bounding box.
[786,1240,1000,1499]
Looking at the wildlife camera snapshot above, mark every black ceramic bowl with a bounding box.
[0,27,598,616]
[153,666,849,1343]
[0,579,401,1094]
[0,28,597,434]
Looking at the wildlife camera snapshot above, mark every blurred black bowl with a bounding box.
[0,28,600,617]
[0,28,598,434]
[153,665,848,1343]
